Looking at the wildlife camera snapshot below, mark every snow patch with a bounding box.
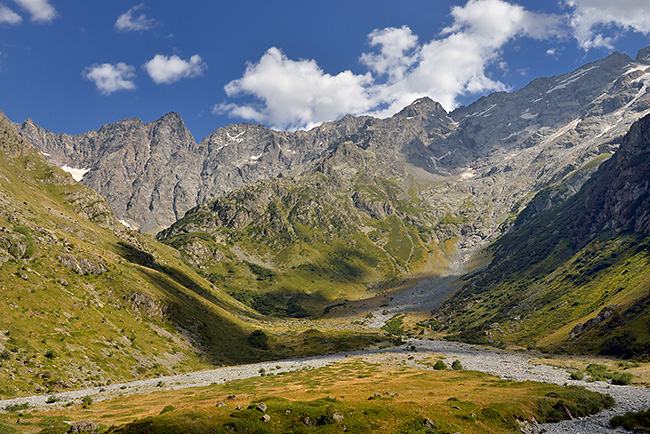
[623,83,648,111]
[41,151,50,157]
[541,118,581,146]
[249,153,263,161]
[227,131,245,143]
[460,169,475,180]
[467,104,497,118]
[624,64,650,75]
[546,65,599,94]
[119,220,135,230]
[61,165,90,182]
[520,111,538,120]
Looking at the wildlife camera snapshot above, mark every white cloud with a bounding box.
[12,0,55,23]
[115,3,156,32]
[219,0,564,130]
[360,26,419,79]
[217,47,373,130]
[564,0,650,49]
[83,63,136,95]
[0,4,21,24]
[143,54,207,84]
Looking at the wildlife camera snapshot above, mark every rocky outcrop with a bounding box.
[58,254,107,275]
[571,113,650,242]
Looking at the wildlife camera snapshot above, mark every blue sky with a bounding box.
[1,0,650,140]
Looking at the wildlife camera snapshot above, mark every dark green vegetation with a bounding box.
[611,408,650,431]
[433,114,650,358]
[0,116,376,398]
[5,359,614,434]
[159,141,460,317]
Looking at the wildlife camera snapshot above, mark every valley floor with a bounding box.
[2,339,648,433]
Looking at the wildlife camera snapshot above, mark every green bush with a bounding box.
[433,360,447,370]
[4,402,29,412]
[611,372,633,385]
[451,360,463,370]
[569,371,584,380]
[81,396,93,407]
[247,330,270,350]
[160,405,175,414]
[611,409,650,431]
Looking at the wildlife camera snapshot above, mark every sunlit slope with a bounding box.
[434,114,650,357]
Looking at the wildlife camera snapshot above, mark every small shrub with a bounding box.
[611,372,633,385]
[433,360,447,370]
[156,381,164,387]
[611,409,650,431]
[0,350,10,361]
[451,360,463,370]
[44,350,56,359]
[585,363,610,381]
[5,402,29,412]
[259,368,266,376]
[46,395,58,404]
[569,371,584,380]
[160,405,175,414]
[248,330,270,350]
[81,396,93,407]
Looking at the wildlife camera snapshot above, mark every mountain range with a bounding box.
[3,45,650,391]
[17,47,650,240]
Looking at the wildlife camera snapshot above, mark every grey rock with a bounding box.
[69,421,98,433]
[423,418,438,430]
[303,416,315,427]
[332,411,344,422]
[261,414,270,423]
[256,402,267,412]
[58,253,106,275]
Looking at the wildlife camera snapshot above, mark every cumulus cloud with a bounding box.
[360,26,419,79]
[219,0,564,130]
[83,63,136,95]
[13,0,55,23]
[0,4,21,24]
[564,0,650,49]
[143,54,207,84]
[217,48,373,130]
[115,3,156,32]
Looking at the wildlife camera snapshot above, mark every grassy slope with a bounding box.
[4,359,613,434]
[0,120,377,398]
[159,142,458,317]
[432,128,650,356]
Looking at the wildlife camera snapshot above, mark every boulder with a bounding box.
[69,421,99,433]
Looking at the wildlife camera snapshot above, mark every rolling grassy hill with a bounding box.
[0,114,376,398]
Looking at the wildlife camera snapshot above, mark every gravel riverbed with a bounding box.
[1,338,647,433]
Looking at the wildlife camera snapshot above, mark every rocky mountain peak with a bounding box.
[636,45,650,63]
[396,97,447,119]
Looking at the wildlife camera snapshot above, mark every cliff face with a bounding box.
[571,114,650,241]
[433,113,650,356]
[16,47,650,251]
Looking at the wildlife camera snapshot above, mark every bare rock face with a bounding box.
[16,46,650,260]
[58,253,106,275]
[69,421,99,433]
